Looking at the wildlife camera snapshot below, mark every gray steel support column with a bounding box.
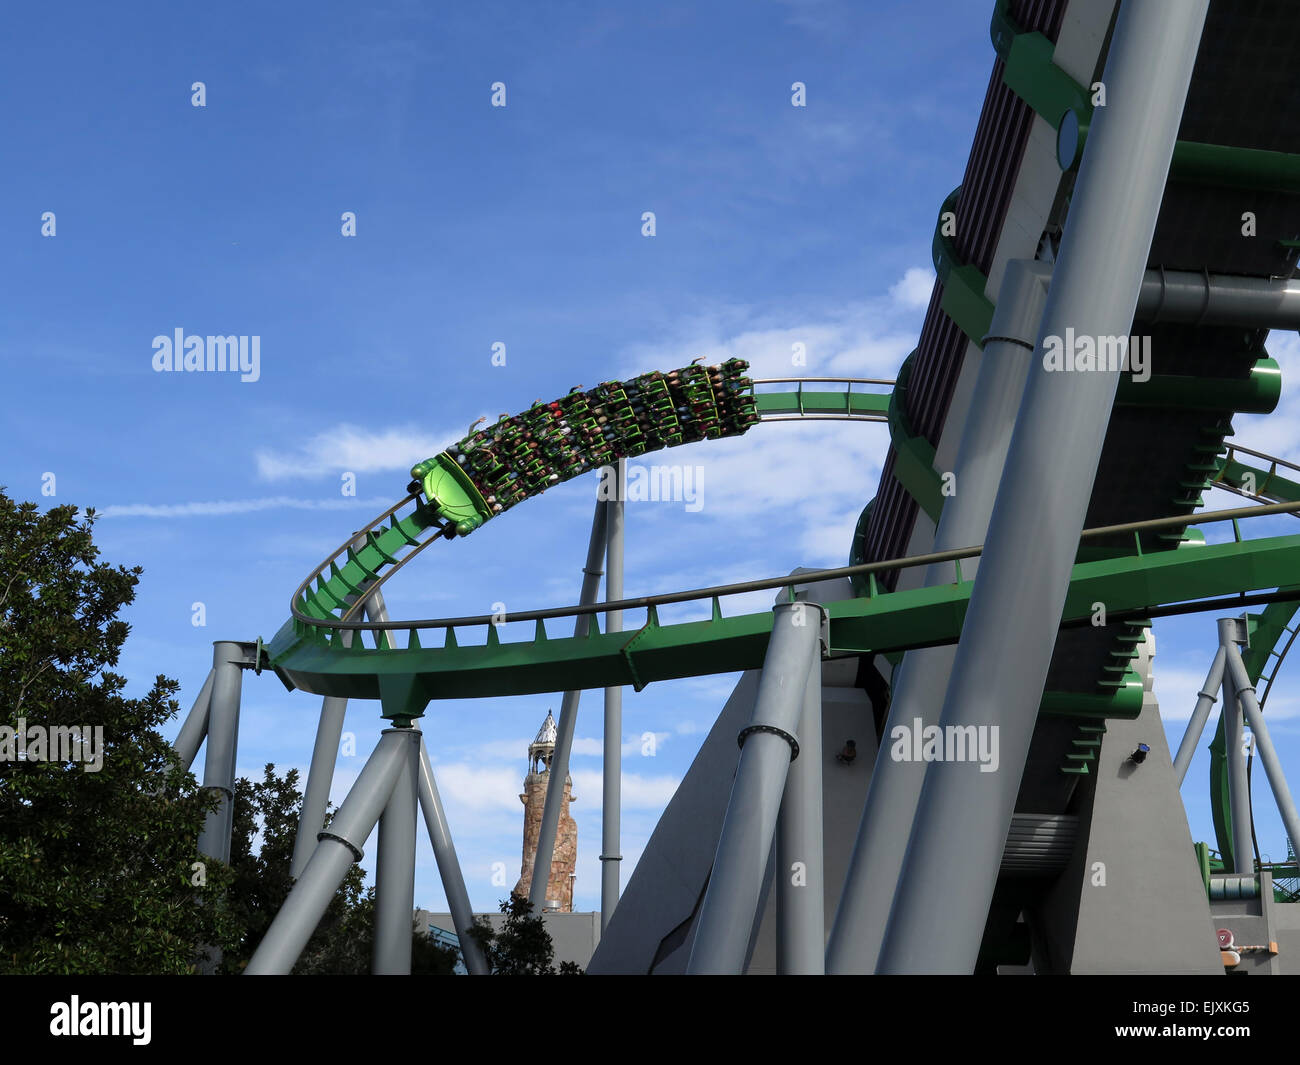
[373,728,420,975]
[777,644,824,974]
[827,259,1050,973]
[197,642,245,865]
[1172,646,1226,784]
[878,0,1209,973]
[292,696,349,879]
[1222,620,1255,874]
[246,730,408,974]
[418,739,490,975]
[687,600,823,974]
[600,457,625,930]
[1228,643,1300,867]
[291,584,389,879]
[529,492,609,908]
[172,669,213,773]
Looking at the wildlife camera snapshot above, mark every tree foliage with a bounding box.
[468,894,584,974]
[0,490,502,975]
[0,495,240,973]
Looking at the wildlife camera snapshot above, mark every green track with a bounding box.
[264,379,1300,819]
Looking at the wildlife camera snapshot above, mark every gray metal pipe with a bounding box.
[827,258,1050,974]
[688,601,823,974]
[601,458,626,931]
[1227,643,1300,872]
[197,641,246,866]
[1172,646,1226,784]
[245,730,408,974]
[292,696,349,880]
[418,739,490,975]
[292,583,390,879]
[529,492,609,908]
[878,0,1209,974]
[373,729,420,974]
[1221,620,1256,874]
[173,669,213,773]
[777,644,824,974]
[1137,269,1300,329]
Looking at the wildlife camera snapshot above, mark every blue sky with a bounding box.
[5,0,1300,919]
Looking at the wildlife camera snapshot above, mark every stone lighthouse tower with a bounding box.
[513,711,577,911]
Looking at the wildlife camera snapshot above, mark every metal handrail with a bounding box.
[1222,442,1300,477]
[751,376,896,387]
[289,496,1300,634]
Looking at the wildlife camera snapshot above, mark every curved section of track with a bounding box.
[264,377,1300,765]
[1206,446,1300,867]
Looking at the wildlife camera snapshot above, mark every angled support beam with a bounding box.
[291,696,350,880]
[246,729,409,974]
[828,258,1050,973]
[530,489,609,908]
[291,576,391,879]
[1227,639,1300,871]
[688,601,824,974]
[173,669,214,773]
[418,739,490,975]
[878,0,1210,973]
[1172,645,1226,785]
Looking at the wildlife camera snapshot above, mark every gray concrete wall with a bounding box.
[1038,635,1223,973]
[419,908,601,970]
[586,669,762,973]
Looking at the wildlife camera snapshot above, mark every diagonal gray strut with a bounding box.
[1224,635,1300,873]
[876,0,1211,973]
[529,490,609,909]
[418,739,490,974]
[291,545,390,880]
[826,259,1050,973]
[246,728,410,974]
[688,600,824,973]
[1172,645,1226,784]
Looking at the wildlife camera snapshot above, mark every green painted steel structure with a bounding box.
[264,379,1300,780]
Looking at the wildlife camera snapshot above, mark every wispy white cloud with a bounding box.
[255,423,463,481]
[570,769,680,809]
[613,420,884,564]
[99,496,392,518]
[434,760,679,815]
[615,300,913,382]
[436,763,526,813]
[772,0,847,35]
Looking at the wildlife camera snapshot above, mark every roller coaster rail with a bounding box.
[274,371,1300,651]
[255,373,1300,752]
[238,373,1300,975]
[287,496,1300,639]
[283,377,897,638]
